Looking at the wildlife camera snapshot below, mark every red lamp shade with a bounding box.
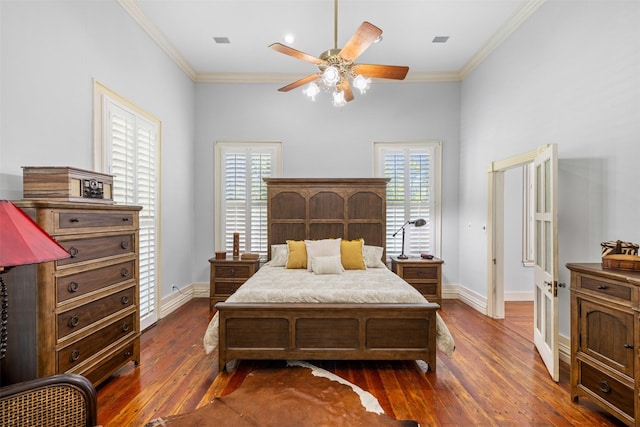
[0,200,70,267]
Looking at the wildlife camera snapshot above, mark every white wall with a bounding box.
[193,82,462,284]
[0,1,196,299]
[459,0,640,336]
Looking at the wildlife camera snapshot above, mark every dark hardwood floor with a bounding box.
[96,298,625,426]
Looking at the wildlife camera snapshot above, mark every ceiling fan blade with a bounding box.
[339,21,383,62]
[354,64,409,80]
[278,74,321,92]
[269,43,324,65]
[338,79,355,102]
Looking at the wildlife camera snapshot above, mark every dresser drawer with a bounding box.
[578,275,633,303]
[56,210,135,232]
[580,362,634,417]
[214,264,252,279]
[57,287,136,339]
[82,342,136,385]
[401,266,438,281]
[409,282,438,296]
[57,260,135,304]
[57,234,135,266]
[58,313,136,372]
[214,281,243,296]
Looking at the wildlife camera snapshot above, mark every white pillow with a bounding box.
[304,238,341,271]
[269,244,288,267]
[363,245,386,268]
[310,255,345,275]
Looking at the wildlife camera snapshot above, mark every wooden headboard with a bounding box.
[265,178,389,256]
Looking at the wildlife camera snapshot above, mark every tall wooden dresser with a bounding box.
[2,201,142,386]
[568,263,640,426]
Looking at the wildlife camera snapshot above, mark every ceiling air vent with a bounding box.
[213,37,230,44]
[432,36,449,43]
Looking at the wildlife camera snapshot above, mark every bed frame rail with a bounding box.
[216,302,439,372]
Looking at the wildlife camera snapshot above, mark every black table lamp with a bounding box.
[392,218,426,259]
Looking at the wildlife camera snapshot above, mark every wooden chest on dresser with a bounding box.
[391,257,443,307]
[568,263,640,426]
[1,201,142,387]
[209,258,260,309]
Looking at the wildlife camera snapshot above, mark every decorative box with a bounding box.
[22,166,114,204]
[601,240,639,257]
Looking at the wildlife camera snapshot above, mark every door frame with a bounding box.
[486,144,551,318]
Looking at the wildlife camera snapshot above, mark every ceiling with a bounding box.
[121,0,545,83]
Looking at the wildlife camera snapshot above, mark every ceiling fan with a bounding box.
[269,0,409,106]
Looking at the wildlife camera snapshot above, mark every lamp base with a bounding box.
[397,254,408,260]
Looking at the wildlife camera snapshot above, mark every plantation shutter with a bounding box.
[105,98,158,331]
[220,145,274,258]
[377,144,437,257]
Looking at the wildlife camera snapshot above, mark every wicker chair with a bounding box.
[0,373,98,427]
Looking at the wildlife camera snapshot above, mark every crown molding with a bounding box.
[116,0,197,81]
[120,0,543,84]
[459,0,546,79]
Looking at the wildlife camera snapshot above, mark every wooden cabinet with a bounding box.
[1,201,141,387]
[209,258,260,308]
[391,257,443,306]
[568,263,640,426]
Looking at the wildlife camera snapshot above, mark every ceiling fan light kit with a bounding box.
[269,0,408,107]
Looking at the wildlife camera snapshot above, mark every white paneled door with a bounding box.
[533,144,559,381]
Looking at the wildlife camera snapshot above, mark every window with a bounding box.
[94,82,160,331]
[522,162,535,266]
[215,142,282,259]
[374,142,441,258]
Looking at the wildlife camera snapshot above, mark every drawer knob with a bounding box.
[597,285,607,290]
[122,322,130,332]
[69,217,80,223]
[68,247,79,258]
[121,295,130,305]
[230,268,236,276]
[624,343,634,349]
[121,241,129,249]
[68,281,79,293]
[124,351,132,358]
[68,315,79,328]
[122,217,130,222]
[70,349,80,362]
[121,268,129,278]
[598,380,611,393]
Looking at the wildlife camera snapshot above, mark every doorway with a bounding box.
[487,149,539,320]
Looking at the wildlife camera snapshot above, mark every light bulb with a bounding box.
[322,66,340,87]
[353,75,371,94]
[332,90,346,107]
[303,82,320,101]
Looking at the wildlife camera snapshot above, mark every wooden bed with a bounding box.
[215,178,440,371]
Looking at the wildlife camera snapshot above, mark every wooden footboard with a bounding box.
[216,302,440,372]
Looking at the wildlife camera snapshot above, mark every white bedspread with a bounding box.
[203,264,455,357]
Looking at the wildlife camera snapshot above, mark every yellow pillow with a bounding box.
[341,239,366,270]
[286,240,307,269]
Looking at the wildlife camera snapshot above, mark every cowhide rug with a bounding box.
[146,361,418,427]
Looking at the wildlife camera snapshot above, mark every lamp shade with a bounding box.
[0,200,70,267]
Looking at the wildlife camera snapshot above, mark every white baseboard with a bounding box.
[505,291,534,301]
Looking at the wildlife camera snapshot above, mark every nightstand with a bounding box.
[391,257,443,307]
[208,258,260,309]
